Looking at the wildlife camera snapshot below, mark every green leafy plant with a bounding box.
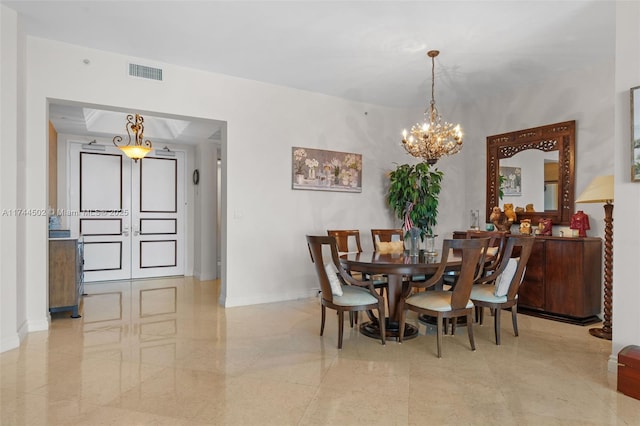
[498,174,507,200]
[387,162,443,239]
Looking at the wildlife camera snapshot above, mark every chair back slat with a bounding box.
[445,238,490,309]
[327,229,362,253]
[371,229,404,244]
[466,230,508,274]
[505,236,535,299]
[474,235,535,299]
[307,235,341,303]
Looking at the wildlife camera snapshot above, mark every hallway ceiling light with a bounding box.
[113,113,152,162]
[401,50,463,165]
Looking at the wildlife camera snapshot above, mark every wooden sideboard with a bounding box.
[49,238,83,318]
[453,232,602,325]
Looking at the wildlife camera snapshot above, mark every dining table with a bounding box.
[340,249,467,341]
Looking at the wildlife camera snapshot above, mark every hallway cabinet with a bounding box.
[49,238,83,318]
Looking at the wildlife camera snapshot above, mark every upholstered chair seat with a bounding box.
[470,285,511,304]
[333,285,380,306]
[405,291,474,311]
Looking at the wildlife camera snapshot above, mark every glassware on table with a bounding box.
[409,228,420,258]
[470,209,480,230]
[424,235,437,255]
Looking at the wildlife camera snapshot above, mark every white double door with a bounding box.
[68,142,185,282]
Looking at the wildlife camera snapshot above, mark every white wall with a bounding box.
[612,1,640,369]
[194,139,219,281]
[0,5,21,351]
[459,61,615,237]
[13,35,440,340]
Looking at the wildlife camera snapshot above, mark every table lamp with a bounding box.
[575,175,614,340]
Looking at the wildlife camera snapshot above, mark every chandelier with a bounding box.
[402,50,463,165]
[113,113,152,162]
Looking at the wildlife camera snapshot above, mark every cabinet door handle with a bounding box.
[123,227,129,237]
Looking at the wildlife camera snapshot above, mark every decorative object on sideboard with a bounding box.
[519,219,532,235]
[401,50,463,164]
[489,206,511,232]
[537,218,553,236]
[112,113,153,162]
[470,209,480,231]
[503,203,517,223]
[570,210,590,237]
[576,175,614,340]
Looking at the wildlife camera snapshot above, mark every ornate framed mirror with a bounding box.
[486,120,575,226]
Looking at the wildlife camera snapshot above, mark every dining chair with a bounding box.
[470,235,534,345]
[398,238,490,358]
[306,235,386,349]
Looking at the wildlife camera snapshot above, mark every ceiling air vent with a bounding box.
[128,63,163,81]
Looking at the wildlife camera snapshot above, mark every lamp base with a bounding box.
[589,327,612,340]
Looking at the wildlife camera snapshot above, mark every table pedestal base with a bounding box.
[360,319,419,341]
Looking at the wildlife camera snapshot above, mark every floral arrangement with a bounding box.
[305,158,319,169]
[343,153,362,171]
[330,158,342,177]
[293,148,307,175]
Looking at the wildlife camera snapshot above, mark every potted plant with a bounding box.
[387,162,443,250]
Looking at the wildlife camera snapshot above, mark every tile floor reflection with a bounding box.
[1,277,639,425]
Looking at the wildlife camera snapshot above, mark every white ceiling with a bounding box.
[3,0,615,140]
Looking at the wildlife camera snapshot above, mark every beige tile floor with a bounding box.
[2,277,639,425]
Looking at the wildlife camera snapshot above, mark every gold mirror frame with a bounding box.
[486,120,575,226]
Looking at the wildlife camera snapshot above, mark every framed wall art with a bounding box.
[292,147,362,192]
[631,86,640,181]
[499,166,522,196]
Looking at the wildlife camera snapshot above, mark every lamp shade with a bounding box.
[575,175,614,204]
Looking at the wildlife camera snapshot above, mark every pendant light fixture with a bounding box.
[401,50,463,164]
[113,113,152,162]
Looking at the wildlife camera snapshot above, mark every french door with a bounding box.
[68,142,185,282]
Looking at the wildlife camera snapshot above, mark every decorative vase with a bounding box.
[470,209,480,230]
[308,168,316,180]
[295,174,304,185]
[424,235,437,255]
[409,228,420,258]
